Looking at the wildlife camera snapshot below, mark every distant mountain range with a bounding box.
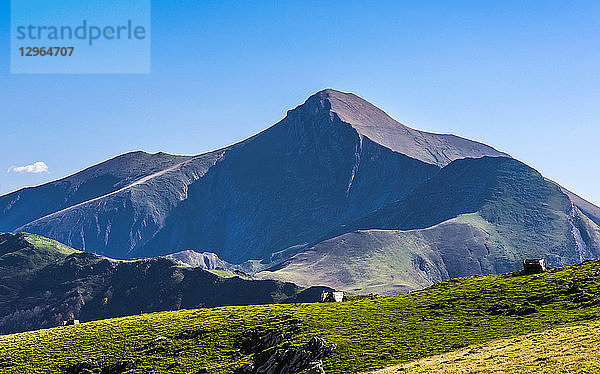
[0,232,327,334]
[1,89,599,294]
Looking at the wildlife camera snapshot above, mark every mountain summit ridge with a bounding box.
[298,89,510,166]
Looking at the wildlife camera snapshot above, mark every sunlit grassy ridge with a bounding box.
[2,260,600,373]
[20,233,79,256]
[371,319,600,373]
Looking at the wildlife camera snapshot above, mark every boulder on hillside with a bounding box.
[306,361,325,374]
[235,329,287,355]
[234,336,336,374]
[100,360,137,374]
[65,360,96,374]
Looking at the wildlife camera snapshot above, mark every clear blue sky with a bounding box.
[1,0,598,204]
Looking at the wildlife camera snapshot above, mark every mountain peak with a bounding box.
[297,89,509,167]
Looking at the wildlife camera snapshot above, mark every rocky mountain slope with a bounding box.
[0,152,192,233]
[1,150,224,258]
[0,233,326,335]
[1,89,598,294]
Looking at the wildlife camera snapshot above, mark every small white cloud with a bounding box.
[9,161,49,174]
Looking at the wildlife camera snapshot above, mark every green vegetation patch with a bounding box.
[2,260,600,373]
[372,318,600,373]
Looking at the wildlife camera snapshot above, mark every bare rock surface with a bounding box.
[234,335,335,374]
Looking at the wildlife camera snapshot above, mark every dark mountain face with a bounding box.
[0,89,598,294]
[0,233,323,335]
[340,157,571,234]
[141,94,440,262]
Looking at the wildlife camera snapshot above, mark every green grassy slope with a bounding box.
[345,157,585,268]
[0,232,78,265]
[259,157,600,294]
[2,260,600,373]
[0,232,78,292]
[371,319,600,373]
[256,214,498,295]
[0,233,327,335]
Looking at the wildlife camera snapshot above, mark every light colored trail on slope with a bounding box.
[17,156,211,229]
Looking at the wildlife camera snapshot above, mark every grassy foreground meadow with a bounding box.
[1,260,600,373]
[372,319,600,373]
